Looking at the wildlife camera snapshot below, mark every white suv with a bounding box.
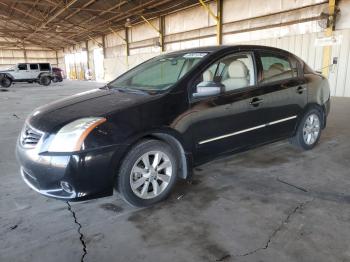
[0,63,53,88]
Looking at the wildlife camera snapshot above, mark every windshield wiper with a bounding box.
[110,87,149,95]
[99,84,111,90]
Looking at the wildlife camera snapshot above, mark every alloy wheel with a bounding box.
[302,113,320,145]
[130,150,173,199]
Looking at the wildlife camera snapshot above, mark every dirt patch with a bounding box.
[99,203,124,213]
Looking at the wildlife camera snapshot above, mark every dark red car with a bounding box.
[52,67,65,82]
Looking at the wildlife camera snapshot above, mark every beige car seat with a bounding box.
[222,60,249,91]
[264,63,284,79]
[202,70,213,82]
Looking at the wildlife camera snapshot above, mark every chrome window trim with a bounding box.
[198,115,297,145]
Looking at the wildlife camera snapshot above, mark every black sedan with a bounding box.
[16,45,330,207]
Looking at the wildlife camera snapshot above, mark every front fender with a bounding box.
[38,73,53,79]
[0,73,14,80]
[109,127,193,181]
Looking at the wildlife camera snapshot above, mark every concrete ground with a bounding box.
[0,80,350,262]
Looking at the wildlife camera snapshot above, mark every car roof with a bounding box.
[167,45,230,55]
[22,63,50,65]
[167,45,294,57]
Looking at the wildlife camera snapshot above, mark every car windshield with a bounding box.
[107,52,208,92]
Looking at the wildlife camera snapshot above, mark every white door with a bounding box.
[28,64,40,79]
[12,64,29,79]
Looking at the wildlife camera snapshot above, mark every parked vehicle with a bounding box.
[16,45,330,207]
[52,67,65,82]
[0,63,53,87]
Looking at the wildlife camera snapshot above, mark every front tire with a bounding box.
[1,77,12,88]
[116,140,178,207]
[290,108,323,150]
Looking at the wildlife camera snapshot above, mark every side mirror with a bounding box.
[193,81,223,98]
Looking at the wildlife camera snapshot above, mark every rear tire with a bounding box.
[1,77,12,88]
[290,108,323,150]
[39,76,51,86]
[116,139,178,207]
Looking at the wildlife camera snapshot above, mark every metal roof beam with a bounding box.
[65,0,97,20]
[23,0,79,42]
[68,0,173,40]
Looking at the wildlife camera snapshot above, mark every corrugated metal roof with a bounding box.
[0,0,202,50]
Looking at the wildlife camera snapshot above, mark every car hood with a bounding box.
[28,88,158,132]
[0,69,14,73]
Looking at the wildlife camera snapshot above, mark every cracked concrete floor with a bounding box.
[1,80,350,262]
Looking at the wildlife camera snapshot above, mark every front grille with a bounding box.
[21,125,43,148]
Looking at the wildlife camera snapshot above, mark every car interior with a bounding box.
[260,55,294,83]
[198,53,297,94]
[199,54,255,92]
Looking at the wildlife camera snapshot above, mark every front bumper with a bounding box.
[16,140,121,201]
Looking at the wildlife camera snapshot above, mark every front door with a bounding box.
[189,52,271,164]
[12,64,28,80]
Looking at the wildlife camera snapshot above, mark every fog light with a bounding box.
[60,181,73,193]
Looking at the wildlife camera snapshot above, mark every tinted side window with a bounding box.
[18,64,27,70]
[198,53,256,93]
[30,64,38,70]
[39,64,50,71]
[259,53,294,83]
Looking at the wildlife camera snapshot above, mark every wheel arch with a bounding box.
[296,103,326,133]
[38,72,53,79]
[151,132,191,180]
[0,73,14,80]
[113,129,193,182]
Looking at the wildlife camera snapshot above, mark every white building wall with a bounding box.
[0,48,58,70]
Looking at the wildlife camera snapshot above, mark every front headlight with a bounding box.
[48,117,106,152]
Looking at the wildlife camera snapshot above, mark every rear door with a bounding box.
[255,50,307,140]
[29,64,40,79]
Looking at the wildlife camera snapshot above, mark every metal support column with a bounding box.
[140,15,164,51]
[159,16,165,52]
[85,41,90,70]
[23,48,27,63]
[55,50,59,66]
[109,27,129,68]
[101,35,106,58]
[322,0,336,77]
[125,27,130,57]
[199,0,222,45]
[217,0,222,45]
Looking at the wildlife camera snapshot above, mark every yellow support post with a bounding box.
[217,0,222,45]
[199,0,222,45]
[140,15,161,34]
[140,15,164,51]
[322,0,336,77]
[109,27,129,68]
[88,35,103,48]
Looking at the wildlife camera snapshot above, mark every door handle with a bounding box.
[250,97,264,107]
[296,86,307,94]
